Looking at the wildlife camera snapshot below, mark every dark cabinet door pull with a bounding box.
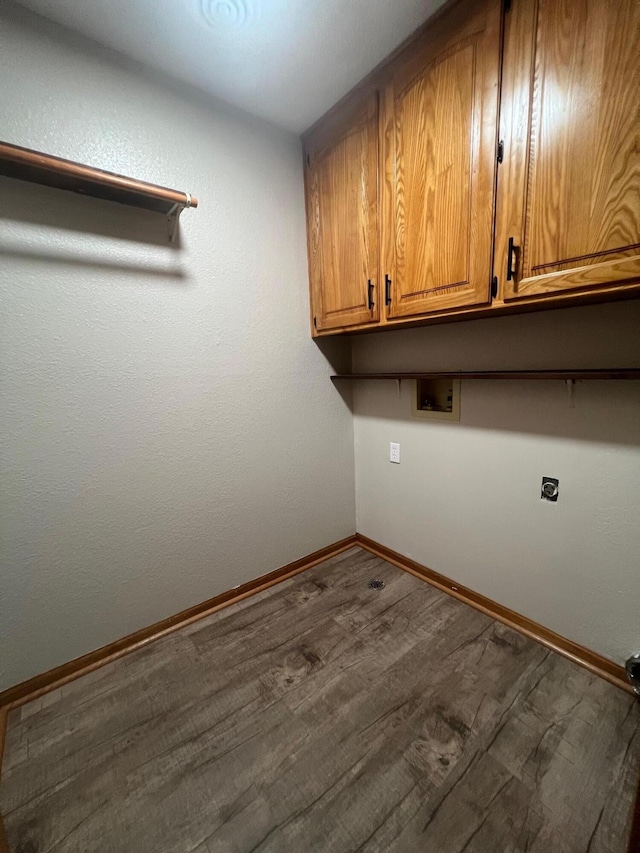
[385,274,392,306]
[367,279,375,310]
[507,237,519,281]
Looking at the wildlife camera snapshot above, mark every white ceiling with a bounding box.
[14,0,445,133]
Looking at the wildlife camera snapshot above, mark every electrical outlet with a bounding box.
[390,442,400,464]
[541,476,559,502]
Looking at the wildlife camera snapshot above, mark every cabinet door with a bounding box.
[305,94,380,332]
[382,0,501,319]
[496,0,640,301]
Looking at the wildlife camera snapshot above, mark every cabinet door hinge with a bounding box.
[497,140,504,164]
[491,276,498,298]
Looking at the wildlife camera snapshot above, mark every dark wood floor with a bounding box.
[2,547,639,852]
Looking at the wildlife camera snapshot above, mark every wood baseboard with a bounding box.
[2,531,631,709]
[355,533,633,696]
[0,534,358,712]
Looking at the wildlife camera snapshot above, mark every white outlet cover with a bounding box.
[390,442,401,464]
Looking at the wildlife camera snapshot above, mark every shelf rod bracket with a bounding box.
[565,379,576,408]
[167,193,193,243]
[396,379,402,398]
[167,203,181,243]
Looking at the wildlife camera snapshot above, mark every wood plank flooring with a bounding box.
[2,547,639,853]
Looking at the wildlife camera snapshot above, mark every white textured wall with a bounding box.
[0,5,355,690]
[2,5,637,694]
[353,301,640,664]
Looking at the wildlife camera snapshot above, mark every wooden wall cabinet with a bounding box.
[303,0,640,336]
[305,93,380,332]
[494,0,640,302]
[382,0,501,319]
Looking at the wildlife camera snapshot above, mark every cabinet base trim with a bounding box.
[313,283,640,336]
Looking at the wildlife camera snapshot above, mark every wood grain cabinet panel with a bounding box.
[305,93,380,331]
[303,0,640,336]
[383,0,502,318]
[496,0,640,300]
